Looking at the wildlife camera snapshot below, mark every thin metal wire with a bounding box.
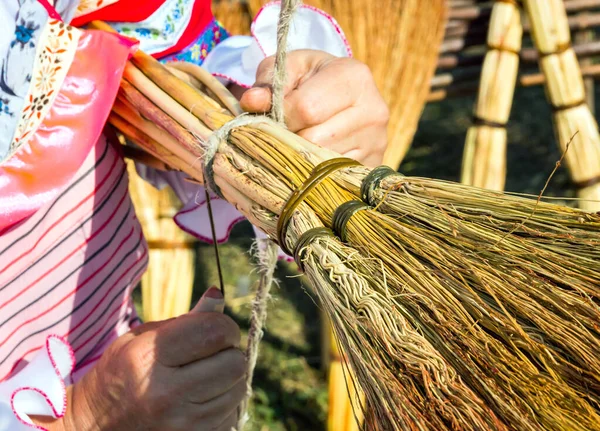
[204,188,225,299]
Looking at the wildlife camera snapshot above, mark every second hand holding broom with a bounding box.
[94,14,600,431]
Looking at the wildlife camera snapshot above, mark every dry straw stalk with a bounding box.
[461,0,522,191]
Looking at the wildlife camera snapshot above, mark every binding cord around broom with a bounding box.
[202,114,274,199]
[360,166,398,206]
[277,158,361,255]
[280,164,395,255]
[332,201,370,243]
[292,227,335,271]
[200,119,272,300]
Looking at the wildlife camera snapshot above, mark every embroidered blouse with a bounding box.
[0,0,350,429]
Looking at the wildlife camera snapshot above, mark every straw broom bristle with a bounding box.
[523,0,600,211]
[461,1,522,191]
[101,29,600,428]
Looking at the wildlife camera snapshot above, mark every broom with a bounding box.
[220,2,446,425]
[247,0,447,170]
[523,0,600,211]
[461,0,522,191]
[94,21,600,431]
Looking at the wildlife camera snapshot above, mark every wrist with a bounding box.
[31,375,100,431]
[30,386,74,431]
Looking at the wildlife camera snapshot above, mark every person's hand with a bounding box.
[239,49,389,168]
[36,288,245,431]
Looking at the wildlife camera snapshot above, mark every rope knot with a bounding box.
[202,114,274,198]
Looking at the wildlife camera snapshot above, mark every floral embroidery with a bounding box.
[161,20,229,65]
[117,0,190,42]
[9,20,81,155]
[34,63,58,93]
[0,98,14,117]
[11,20,40,50]
[74,0,119,18]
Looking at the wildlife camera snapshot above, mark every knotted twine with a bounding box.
[235,0,302,429]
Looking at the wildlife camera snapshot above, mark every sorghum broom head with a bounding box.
[248,0,447,170]
[524,0,600,211]
[99,29,600,429]
[461,0,522,191]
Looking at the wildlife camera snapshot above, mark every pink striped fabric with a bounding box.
[0,136,148,383]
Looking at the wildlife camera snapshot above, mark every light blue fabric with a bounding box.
[0,0,49,161]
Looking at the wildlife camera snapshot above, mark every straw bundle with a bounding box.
[245,0,447,170]
[124,160,196,322]
[523,0,600,212]
[429,0,600,102]
[99,21,600,429]
[461,1,522,191]
[211,0,252,36]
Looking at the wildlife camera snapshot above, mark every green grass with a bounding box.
[136,83,585,429]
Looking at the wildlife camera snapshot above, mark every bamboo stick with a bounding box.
[576,15,596,114]
[523,0,600,211]
[461,1,522,192]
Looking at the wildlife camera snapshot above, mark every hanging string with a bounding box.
[204,189,225,297]
[236,0,302,429]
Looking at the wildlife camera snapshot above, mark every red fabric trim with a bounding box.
[151,0,213,59]
[36,0,63,21]
[71,0,165,26]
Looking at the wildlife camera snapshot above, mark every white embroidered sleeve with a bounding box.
[0,336,74,431]
[203,1,352,87]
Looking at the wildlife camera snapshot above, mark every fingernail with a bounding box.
[246,86,269,97]
[192,287,225,313]
[203,286,223,299]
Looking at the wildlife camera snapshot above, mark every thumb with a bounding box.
[192,286,225,313]
[240,50,329,114]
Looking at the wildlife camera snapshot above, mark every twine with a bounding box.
[202,114,273,198]
[236,0,302,429]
